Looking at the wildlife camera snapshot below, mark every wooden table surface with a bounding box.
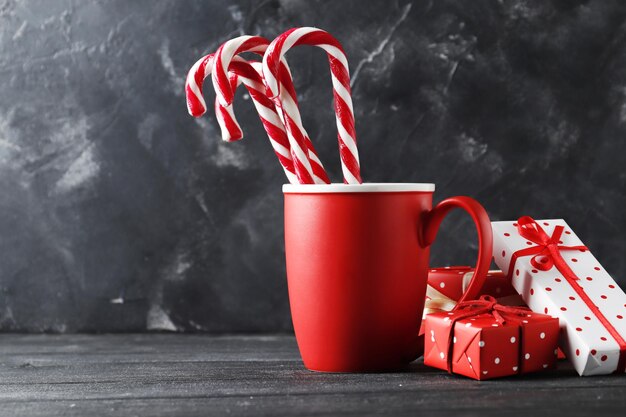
[0,334,624,417]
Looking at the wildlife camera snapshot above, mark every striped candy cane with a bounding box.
[186,54,298,183]
[228,59,299,184]
[211,36,268,107]
[256,61,329,184]
[186,54,243,142]
[268,62,330,184]
[212,36,330,184]
[263,27,362,184]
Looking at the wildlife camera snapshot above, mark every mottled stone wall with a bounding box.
[0,0,624,332]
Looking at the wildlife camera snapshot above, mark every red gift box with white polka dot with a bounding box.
[424,267,524,317]
[492,218,626,376]
[424,307,560,380]
[416,267,526,358]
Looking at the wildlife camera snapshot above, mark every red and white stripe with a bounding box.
[266,61,330,184]
[212,36,330,184]
[186,51,327,183]
[211,36,268,107]
[185,54,243,142]
[262,27,362,184]
[248,62,330,184]
[228,59,298,184]
[186,54,297,182]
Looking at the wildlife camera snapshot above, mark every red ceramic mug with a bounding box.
[283,183,493,372]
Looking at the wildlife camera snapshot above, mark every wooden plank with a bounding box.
[0,335,623,417]
[1,388,625,417]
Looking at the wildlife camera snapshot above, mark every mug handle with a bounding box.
[420,196,493,305]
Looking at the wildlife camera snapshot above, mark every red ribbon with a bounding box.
[446,295,531,373]
[452,295,530,322]
[505,216,626,373]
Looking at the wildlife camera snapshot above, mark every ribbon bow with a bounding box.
[507,216,587,279]
[453,295,530,325]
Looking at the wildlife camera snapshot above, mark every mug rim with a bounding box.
[283,183,436,193]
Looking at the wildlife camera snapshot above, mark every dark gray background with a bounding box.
[0,0,624,333]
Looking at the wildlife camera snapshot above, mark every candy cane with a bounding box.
[212,36,330,184]
[226,60,329,184]
[263,27,362,184]
[186,54,243,142]
[228,59,299,184]
[188,54,322,184]
[186,54,297,183]
[266,62,330,185]
[211,36,268,107]
[251,61,329,184]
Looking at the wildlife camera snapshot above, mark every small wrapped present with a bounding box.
[424,295,560,380]
[417,267,528,358]
[424,267,524,317]
[492,216,626,376]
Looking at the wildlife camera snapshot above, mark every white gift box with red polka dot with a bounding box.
[492,219,626,376]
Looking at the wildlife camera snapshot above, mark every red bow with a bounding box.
[506,216,587,281]
[453,295,530,324]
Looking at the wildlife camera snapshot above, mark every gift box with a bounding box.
[424,267,524,316]
[492,216,626,376]
[424,295,560,380]
[416,268,526,358]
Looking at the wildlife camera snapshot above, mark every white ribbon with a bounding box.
[423,285,458,316]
